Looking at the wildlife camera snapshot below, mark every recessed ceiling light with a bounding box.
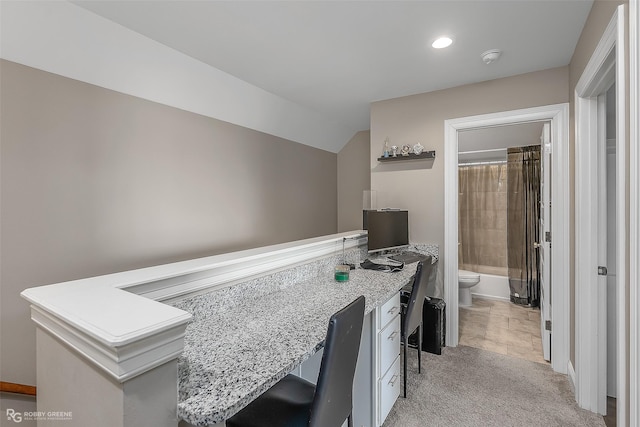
[432,36,453,49]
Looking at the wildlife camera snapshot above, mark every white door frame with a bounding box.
[443,102,570,375]
[630,0,640,424]
[574,4,626,420]
[540,122,552,362]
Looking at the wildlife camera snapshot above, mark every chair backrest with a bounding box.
[309,295,365,427]
[404,257,434,336]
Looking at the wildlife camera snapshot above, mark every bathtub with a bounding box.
[469,272,511,301]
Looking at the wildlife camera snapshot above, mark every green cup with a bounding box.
[334,265,350,282]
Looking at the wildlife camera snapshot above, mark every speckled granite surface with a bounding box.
[172,244,438,426]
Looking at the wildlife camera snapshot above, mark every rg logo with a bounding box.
[6,409,22,423]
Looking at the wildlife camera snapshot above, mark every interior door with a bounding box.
[539,122,552,362]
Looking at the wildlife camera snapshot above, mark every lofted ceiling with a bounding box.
[73,0,593,150]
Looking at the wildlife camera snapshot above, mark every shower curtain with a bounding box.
[458,163,508,276]
[507,145,541,307]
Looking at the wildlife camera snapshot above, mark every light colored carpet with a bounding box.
[383,345,605,427]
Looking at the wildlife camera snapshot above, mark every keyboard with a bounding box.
[389,251,428,264]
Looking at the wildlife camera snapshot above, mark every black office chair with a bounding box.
[227,295,366,427]
[400,258,434,398]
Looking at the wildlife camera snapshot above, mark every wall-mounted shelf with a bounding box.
[377,151,436,162]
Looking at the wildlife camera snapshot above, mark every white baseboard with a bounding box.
[568,360,576,395]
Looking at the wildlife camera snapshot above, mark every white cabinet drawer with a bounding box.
[378,293,401,330]
[379,355,401,424]
[378,315,400,377]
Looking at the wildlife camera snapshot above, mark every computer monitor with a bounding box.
[365,210,409,254]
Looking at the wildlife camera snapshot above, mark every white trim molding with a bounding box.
[21,231,366,382]
[574,5,626,420]
[31,306,188,382]
[568,360,577,395]
[443,103,570,375]
[630,0,639,424]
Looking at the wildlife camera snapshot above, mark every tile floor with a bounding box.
[459,297,549,365]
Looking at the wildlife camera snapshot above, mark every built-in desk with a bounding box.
[174,245,437,426]
[21,232,437,427]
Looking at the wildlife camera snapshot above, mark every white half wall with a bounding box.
[0,1,355,153]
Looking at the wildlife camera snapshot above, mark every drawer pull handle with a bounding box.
[387,306,399,315]
[388,374,399,386]
[387,331,398,341]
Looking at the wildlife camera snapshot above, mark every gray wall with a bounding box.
[0,59,338,390]
[337,130,370,232]
[369,66,568,304]
[370,66,569,249]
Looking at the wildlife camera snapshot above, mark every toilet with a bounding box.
[458,270,481,307]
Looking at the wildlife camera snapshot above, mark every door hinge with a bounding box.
[545,232,551,243]
[598,266,608,276]
[545,320,551,331]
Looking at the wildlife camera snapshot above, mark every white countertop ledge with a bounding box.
[21,231,367,382]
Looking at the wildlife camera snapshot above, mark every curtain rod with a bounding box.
[458,160,507,166]
[458,148,507,155]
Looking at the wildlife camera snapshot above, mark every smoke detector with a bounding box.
[481,49,502,64]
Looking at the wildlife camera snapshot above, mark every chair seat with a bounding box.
[227,374,315,427]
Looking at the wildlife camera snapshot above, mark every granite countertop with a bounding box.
[173,245,438,426]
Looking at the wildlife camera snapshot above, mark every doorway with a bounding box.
[574,5,626,421]
[444,103,570,376]
[456,122,549,364]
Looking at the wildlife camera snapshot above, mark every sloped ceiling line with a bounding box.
[0,1,356,153]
